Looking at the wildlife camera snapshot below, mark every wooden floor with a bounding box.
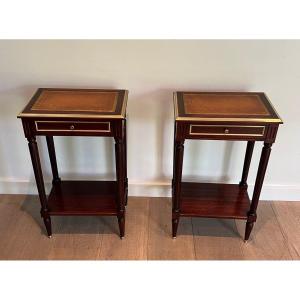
[0,195,299,260]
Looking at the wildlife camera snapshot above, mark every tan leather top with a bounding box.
[183,94,269,116]
[32,90,118,112]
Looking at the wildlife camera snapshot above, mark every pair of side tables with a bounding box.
[18,88,282,241]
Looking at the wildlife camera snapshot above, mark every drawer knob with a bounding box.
[224,128,229,134]
[70,125,75,130]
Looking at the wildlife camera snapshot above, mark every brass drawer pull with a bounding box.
[70,125,75,130]
[224,128,229,134]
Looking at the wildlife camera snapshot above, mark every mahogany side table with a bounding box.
[18,88,128,238]
[172,91,283,240]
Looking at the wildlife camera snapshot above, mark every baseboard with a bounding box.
[129,181,300,201]
[0,179,299,201]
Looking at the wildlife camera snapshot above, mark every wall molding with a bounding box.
[0,178,299,201]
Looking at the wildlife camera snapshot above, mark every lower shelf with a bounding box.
[47,181,118,216]
[180,182,250,219]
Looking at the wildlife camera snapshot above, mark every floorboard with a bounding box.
[147,198,195,260]
[0,195,298,260]
[271,201,300,259]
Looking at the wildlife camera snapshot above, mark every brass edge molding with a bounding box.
[18,113,125,119]
[35,120,111,133]
[176,116,282,123]
[173,92,178,120]
[121,90,128,118]
[18,90,128,120]
[263,93,284,124]
[189,124,265,137]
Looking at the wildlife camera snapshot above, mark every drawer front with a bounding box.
[35,121,111,133]
[189,124,265,137]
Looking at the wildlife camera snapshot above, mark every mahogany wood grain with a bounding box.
[27,137,52,237]
[180,182,250,219]
[245,142,272,240]
[46,136,61,184]
[239,141,255,187]
[172,91,283,240]
[47,181,118,216]
[172,140,185,238]
[18,88,128,238]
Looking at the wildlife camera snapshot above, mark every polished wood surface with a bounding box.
[47,181,118,216]
[0,195,298,260]
[18,88,128,238]
[32,90,118,112]
[180,183,250,219]
[184,93,269,116]
[172,91,282,240]
[175,91,282,122]
[35,120,111,133]
[239,141,255,187]
[18,88,127,119]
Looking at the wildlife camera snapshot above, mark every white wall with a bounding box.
[0,40,299,200]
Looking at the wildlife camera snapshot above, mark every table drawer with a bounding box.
[35,121,111,133]
[189,124,265,137]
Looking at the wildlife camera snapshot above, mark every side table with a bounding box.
[172,91,282,240]
[18,88,128,238]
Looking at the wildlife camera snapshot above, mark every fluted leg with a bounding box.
[28,137,52,237]
[46,136,61,184]
[245,142,272,241]
[239,141,255,188]
[115,130,126,239]
[124,119,128,206]
[172,139,185,238]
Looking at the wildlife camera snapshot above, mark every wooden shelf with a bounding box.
[180,182,250,219]
[47,181,118,216]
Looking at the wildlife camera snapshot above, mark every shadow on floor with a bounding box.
[20,194,119,236]
[191,217,241,238]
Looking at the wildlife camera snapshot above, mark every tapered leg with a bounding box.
[172,137,185,238]
[244,220,254,241]
[124,119,128,206]
[244,142,272,241]
[115,125,126,239]
[117,214,125,239]
[46,136,61,184]
[28,137,52,237]
[239,141,255,188]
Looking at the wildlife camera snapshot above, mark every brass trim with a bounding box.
[121,90,128,118]
[173,92,179,120]
[18,113,125,119]
[176,116,282,123]
[174,92,281,123]
[263,93,284,123]
[18,90,128,120]
[189,125,265,137]
[35,121,111,133]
